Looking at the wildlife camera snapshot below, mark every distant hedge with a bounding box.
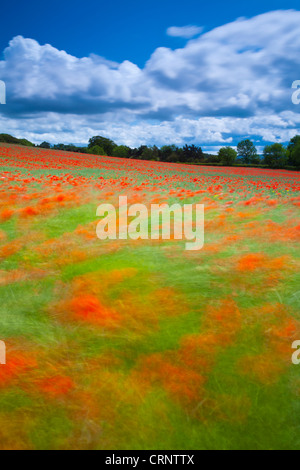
[187,161,299,170]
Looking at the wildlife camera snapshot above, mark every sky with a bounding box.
[0,0,300,152]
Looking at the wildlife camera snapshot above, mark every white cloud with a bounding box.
[166,25,203,39]
[0,10,300,148]
[1,111,299,151]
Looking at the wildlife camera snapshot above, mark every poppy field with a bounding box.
[0,143,300,450]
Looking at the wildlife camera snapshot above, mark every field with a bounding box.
[0,143,300,450]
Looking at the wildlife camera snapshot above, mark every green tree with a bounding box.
[263,143,287,168]
[166,151,180,163]
[112,145,130,158]
[204,154,220,164]
[132,145,148,159]
[218,147,237,166]
[151,145,160,161]
[181,144,203,163]
[39,142,51,149]
[160,145,177,162]
[88,136,116,156]
[87,145,106,156]
[53,143,66,151]
[287,135,300,168]
[237,139,259,164]
[140,146,155,160]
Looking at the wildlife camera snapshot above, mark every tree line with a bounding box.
[1,133,299,169]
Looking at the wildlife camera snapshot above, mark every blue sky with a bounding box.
[0,1,300,151]
[1,0,299,67]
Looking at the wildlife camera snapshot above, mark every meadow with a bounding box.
[0,143,299,450]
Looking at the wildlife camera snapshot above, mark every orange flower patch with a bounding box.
[149,287,189,317]
[268,317,299,341]
[202,243,221,254]
[36,375,74,398]
[236,253,267,272]
[225,234,241,242]
[179,333,219,371]
[69,294,120,327]
[113,290,159,332]
[266,199,278,207]
[20,206,39,218]
[266,255,291,271]
[36,237,88,267]
[204,298,241,344]
[138,354,206,405]
[0,353,37,388]
[266,317,300,362]
[0,229,7,242]
[0,240,22,259]
[105,267,138,285]
[0,209,14,221]
[161,362,205,404]
[67,249,87,264]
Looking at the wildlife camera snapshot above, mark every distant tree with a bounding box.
[181,144,203,163]
[53,144,66,151]
[77,147,88,154]
[172,147,184,162]
[65,144,78,152]
[87,145,106,156]
[237,139,259,164]
[287,135,300,168]
[88,136,116,156]
[151,145,160,161]
[166,151,180,163]
[204,154,220,164]
[132,145,148,159]
[160,145,177,162]
[263,143,287,168]
[130,148,138,159]
[218,147,237,166]
[287,135,300,151]
[112,145,131,158]
[140,146,156,160]
[39,142,51,149]
[52,143,75,152]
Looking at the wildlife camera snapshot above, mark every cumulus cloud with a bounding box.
[0,10,299,149]
[166,25,203,39]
